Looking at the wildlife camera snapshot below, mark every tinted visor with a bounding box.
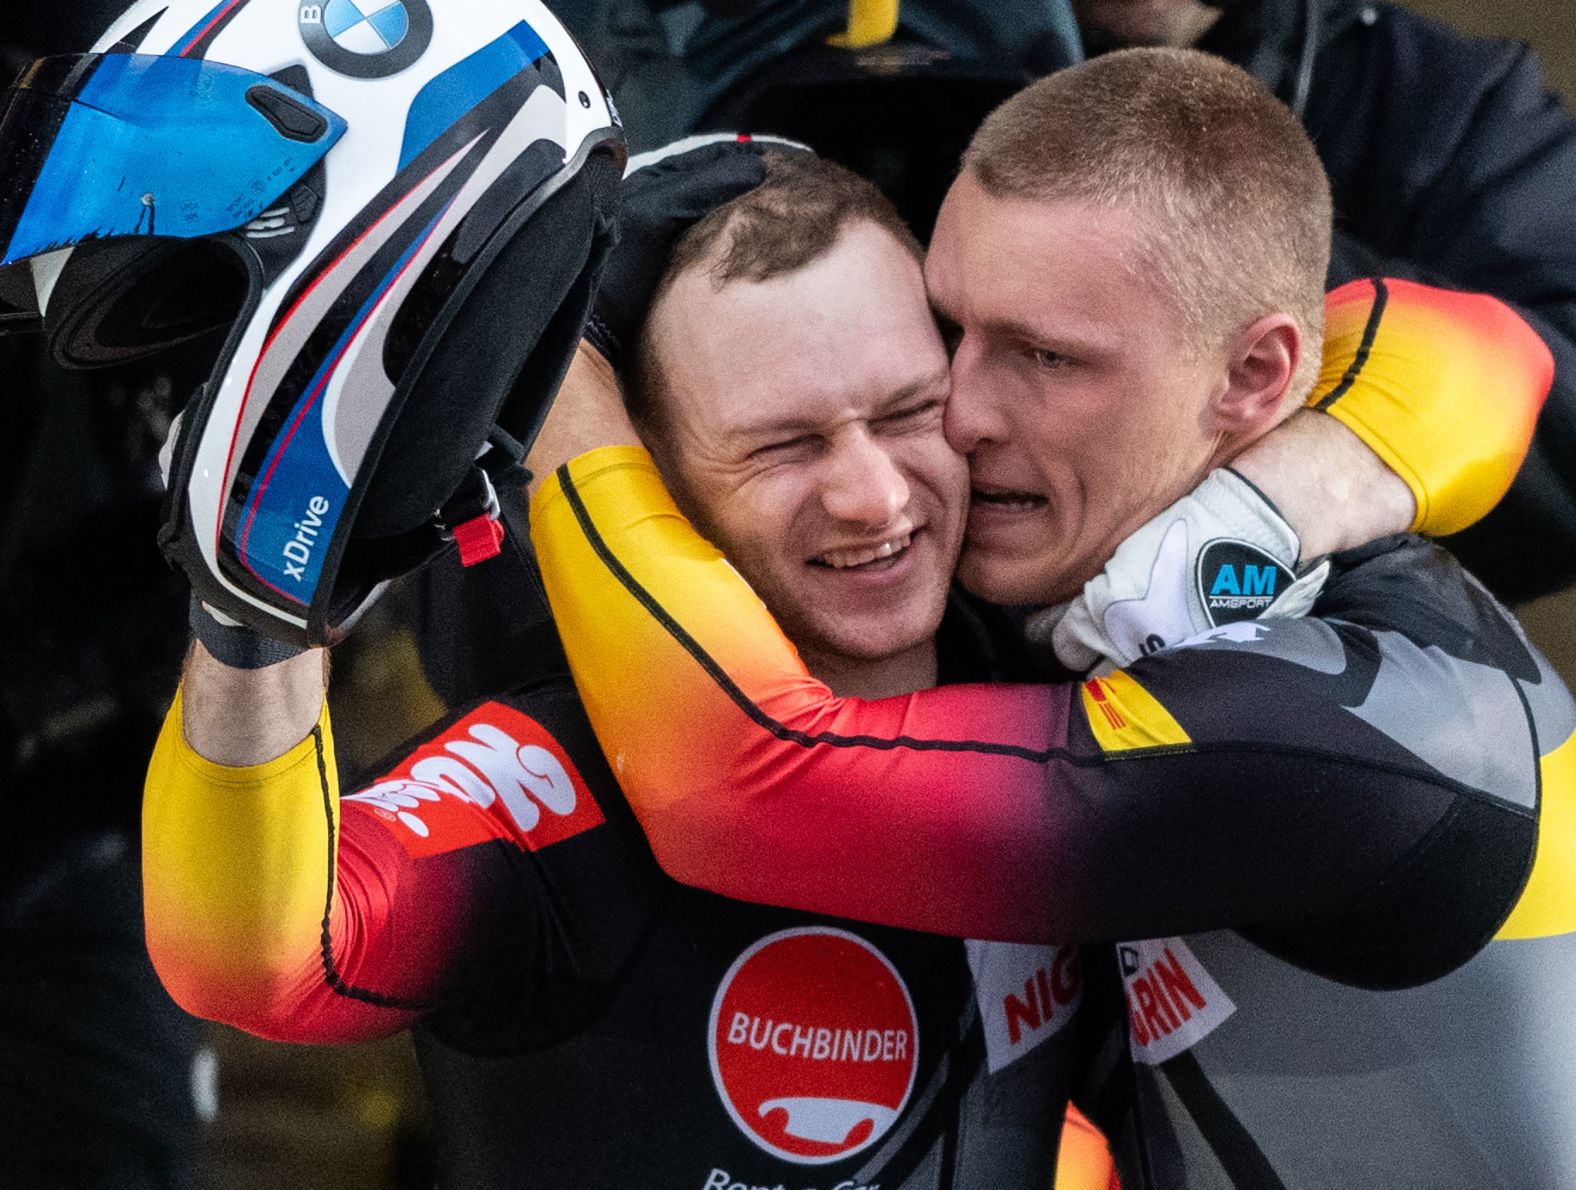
[0,53,345,267]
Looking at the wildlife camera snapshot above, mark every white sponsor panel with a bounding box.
[1119,937,1235,1064]
[965,940,1083,1074]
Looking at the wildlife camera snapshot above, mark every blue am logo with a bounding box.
[299,0,433,78]
[1196,539,1293,627]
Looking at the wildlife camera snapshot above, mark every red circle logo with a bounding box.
[707,927,919,1164]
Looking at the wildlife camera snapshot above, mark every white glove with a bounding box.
[1035,468,1331,674]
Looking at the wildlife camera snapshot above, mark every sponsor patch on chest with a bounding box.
[965,941,1082,1073]
[708,927,919,1165]
[1119,937,1235,1064]
[344,702,604,856]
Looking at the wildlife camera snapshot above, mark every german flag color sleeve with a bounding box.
[534,452,1570,989]
[143,682,646,1042]
[1310,278,1553,535]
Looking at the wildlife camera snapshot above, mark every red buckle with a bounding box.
[453,514,505,567]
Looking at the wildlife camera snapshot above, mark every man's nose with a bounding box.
[820,430,909,527]
[944,339,1004,454]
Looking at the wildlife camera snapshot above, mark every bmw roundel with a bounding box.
[299,0,433,78]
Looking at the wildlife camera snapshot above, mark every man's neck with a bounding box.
[802,639,939,700]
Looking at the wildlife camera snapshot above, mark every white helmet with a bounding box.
[0,0,623,643]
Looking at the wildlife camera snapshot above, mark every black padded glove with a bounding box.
[584,132,812,370]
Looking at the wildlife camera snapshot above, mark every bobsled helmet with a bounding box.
[0,0,623,644]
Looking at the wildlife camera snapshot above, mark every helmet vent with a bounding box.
[245,84,331,143]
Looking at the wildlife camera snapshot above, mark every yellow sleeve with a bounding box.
[531,446,1085,941]
[529,446,821,819]
[143,689,343,1033]
[1311,278,1554,535]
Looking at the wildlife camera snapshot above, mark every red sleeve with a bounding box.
[531,450,1558,985]
[144,691,620,1042]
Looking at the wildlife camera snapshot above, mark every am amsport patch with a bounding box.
[1196,539,1294,628]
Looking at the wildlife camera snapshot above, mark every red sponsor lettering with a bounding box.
[1154,946,1207,1019]
[1002,947,1082,1045]
[344,703,604,857]
[1127,946,1210,1044]
[1121,938,1236,1063]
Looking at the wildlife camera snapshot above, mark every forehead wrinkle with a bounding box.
[980,310,1117,356]
[952,197,1169,357]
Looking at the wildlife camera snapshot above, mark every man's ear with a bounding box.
[1212,313,1301,438]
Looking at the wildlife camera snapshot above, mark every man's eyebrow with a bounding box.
[969,311,1114,357]
[731,412,825,440]
[991,315,1059,343]
[927,295,1101,352]
[731,373,951,440]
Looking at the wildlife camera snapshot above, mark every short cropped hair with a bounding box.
[964,47,1332,402]
[630,151,922,430]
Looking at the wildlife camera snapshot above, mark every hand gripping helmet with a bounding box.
[0,0,623,644]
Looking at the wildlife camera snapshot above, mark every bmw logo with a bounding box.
[299,0,433,79]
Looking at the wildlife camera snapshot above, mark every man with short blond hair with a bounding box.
[1066,0,1576,603]
[928,48,1358,609]
[963,47,1330,402]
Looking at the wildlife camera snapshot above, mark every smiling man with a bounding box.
[531,49,1575,1190]
[632,203,962,697]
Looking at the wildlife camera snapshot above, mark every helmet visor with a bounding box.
[0,53,345,267]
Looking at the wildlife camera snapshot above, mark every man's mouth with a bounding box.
[970,483,1046,513]
[812,531,915,571]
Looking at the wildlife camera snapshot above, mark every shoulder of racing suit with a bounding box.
[1169,533,1564,987]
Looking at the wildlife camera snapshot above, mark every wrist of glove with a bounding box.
[189,596,309,670]
[584,132,812,370]
[1037,468,1331,675]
